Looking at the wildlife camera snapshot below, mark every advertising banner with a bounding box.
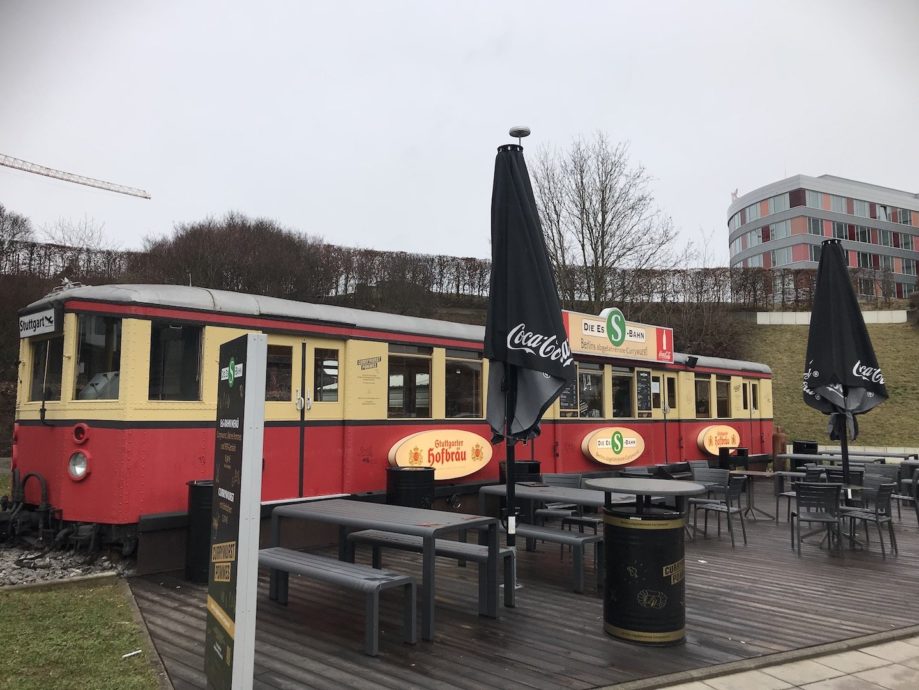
[564,308,674,364]
[205,334,266,690]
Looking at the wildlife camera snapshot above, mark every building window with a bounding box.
[903,259,917,277]
[879,254,893,272]
[833,222,847,240]
[771,246,792,267]
[768,194,789,214]
[694,375,711,419]
[313,348,339,403]
[29,336,64,402]
[75,315,122,400]
[807,217,822,235]
[810,244,822,262]
[857,278,874,297]
[388,344,431,418]
[266,346,292,401]
[830,195,847,213]
[770,220,790,240]
[746,203,760,223]
[856,252,872,269]
[853,199,870,218]
[578,362,604,418]
[445,348,482,418]
[806,190,822,208]
[716,377,731,418]
[612,367,634,418]
[149,321,202,401]
[747,253,763,268]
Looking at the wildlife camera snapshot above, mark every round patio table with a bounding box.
[584,477,708,646]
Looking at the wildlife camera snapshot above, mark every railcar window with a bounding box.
[29,336,64,401]
[149,322,202,401]
[666,377,677,412]
[578,363,603,418]
[742,382,749,410]
[445,349,482,418]
[388,345,431,418]
[751,382,759,410]
[716,376,731,418]
[694,375,712,418]
[313,348,339,402]
[651,375,661,409]
[266,346,293,401]
[612,367,634,418]
[75,315,122,400]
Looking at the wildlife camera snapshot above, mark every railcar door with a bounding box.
[744,380,762,453]
[262,337,307,500]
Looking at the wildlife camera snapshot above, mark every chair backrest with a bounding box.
[866,464,900,482]
[541,473,582,489]
[688,460,710,471]
[692,468,730,485]
[724,475,746,507]
[872,483,896,517]
[803,466,826,482]
[825,467,864,485]
[795,482,841,516]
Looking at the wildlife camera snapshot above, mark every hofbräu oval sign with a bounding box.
[697,425,740,456]
[581,427,645,465]
[388,430,492,480]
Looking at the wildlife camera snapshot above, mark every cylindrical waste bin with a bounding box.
[386,467,435,509]
[603,506,686,645]
[498,460,541,483]
[185,479,213,583]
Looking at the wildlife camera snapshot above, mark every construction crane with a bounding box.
[0,153,150,199]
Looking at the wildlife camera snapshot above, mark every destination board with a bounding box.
[636,369,652,418]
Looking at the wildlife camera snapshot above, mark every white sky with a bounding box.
[2,0,918,265]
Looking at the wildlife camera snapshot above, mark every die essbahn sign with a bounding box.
[581,426,646,465]
[388,430,493,480]
[563,308,674,364]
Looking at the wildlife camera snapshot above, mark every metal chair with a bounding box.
[790,483,843,556]
[691,475,748,547]
[775,466,824,522]
[825,467,864,486]
[533,473,581,525]
[841,482,898,557]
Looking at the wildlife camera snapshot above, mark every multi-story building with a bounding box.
[728,175,919,299]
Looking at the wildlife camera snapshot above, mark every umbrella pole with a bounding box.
[840,388,850,487]
[504,365,519,547]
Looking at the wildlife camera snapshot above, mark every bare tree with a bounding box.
[0,203,35,274]
[531,133,680,311]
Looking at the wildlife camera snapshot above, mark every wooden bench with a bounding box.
[346,530,516,608]
[514,524,604,593]
[259,547,416,656]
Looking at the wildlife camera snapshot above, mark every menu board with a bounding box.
[559,379,578,412]
[636,369,652,418]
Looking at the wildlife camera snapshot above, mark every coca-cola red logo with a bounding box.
[506,323,574,366]
[852,360,884,385]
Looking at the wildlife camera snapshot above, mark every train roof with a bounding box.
[23,283,771,375]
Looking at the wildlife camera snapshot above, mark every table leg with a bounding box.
[269,511,280,600]
[339,525,353,562]
[477,523,499,618]
[422,535,435,641]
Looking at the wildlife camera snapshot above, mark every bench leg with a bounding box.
[278,571,289,606]
[364,592,380,656]
[503,552,516,607]
[477,561,487,616]
[371,546,382,570]
[403,582,417,645]
[572,544,584,593]
[269,569,278,601]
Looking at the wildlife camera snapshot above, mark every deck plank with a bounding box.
[132,485,919,689]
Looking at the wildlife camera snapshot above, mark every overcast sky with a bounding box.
[2,1,918,265]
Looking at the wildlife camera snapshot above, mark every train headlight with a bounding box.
[68,451,90,481]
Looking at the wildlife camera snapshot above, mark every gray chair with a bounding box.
[841,482,898,557]
[533,473,582,526]
[775,466,825,522]
[691,475,748,547]
[791,483,843,556]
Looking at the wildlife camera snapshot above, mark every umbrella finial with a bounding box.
[509,126,531,147]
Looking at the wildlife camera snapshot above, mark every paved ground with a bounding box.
[635,632,919,690]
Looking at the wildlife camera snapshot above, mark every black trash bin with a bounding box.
[499,460,541,483]
[185,479,213,584]
[603,506,686,645]
[793,440,818,455]
[386,467,435,509]
[718,446,733,470]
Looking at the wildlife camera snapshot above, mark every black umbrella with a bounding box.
[803,238,888,485]
[485,140,576,546]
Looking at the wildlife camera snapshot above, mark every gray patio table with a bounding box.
[583,477,707,515]
[269,498,499,641]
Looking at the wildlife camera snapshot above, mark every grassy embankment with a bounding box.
[0,578,160,690]
[744,321,919,448]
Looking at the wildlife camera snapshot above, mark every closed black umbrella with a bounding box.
[485,141,575,545]
[803,239,888,485]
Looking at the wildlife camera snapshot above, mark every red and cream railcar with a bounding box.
[12,284,772,541]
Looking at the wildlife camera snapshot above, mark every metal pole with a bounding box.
[504,365,518,547]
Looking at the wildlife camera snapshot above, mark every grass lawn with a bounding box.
[0,578,161,690]
[0,472,9,497]
[745,321,919,447]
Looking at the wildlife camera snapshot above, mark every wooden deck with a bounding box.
[131,487,919,689]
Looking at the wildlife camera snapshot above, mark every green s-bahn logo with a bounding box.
[605,308,626,347]
[610,430,624,454]
[227,357,236,388]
